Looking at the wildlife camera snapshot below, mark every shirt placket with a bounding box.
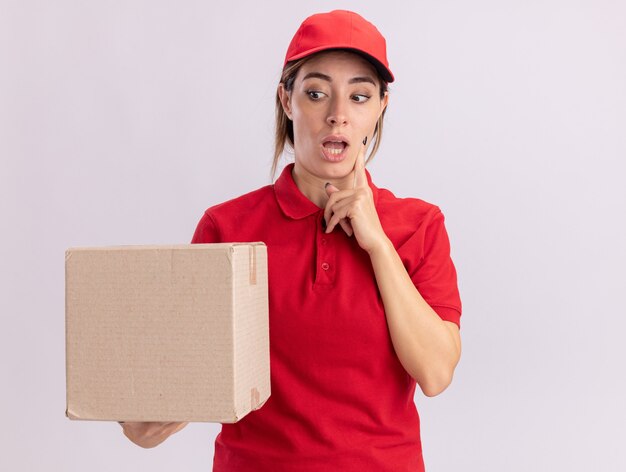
[314,211,336,287]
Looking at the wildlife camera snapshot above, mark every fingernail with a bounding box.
[363,136,368,145]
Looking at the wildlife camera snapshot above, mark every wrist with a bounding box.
[366,235,395,258]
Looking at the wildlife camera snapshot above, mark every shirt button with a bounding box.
[321,262,330,271]
[321,238,327,245]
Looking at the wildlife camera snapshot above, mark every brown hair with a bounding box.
[272,52,389,179]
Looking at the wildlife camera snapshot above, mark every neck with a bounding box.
[291,163,355,208]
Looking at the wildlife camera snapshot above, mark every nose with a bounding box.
[326,97,348,126]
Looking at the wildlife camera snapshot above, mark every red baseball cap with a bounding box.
[284,10,395,83]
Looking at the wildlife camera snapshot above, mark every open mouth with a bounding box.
[321,139,349,161]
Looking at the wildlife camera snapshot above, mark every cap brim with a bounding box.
[286,46,394,83]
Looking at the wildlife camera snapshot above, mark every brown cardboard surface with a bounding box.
[65,243,270,423]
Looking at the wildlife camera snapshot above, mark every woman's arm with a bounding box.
[119,421,188,448]
[324,143,461,396]
[367,240,461,396]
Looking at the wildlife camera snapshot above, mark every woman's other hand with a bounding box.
[119,421,188,448]
[324,137,389,254]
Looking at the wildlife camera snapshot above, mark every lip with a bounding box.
[320,134,350,162]
[321,134,350,146]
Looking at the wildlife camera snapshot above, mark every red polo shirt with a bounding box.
[191,163,462,472]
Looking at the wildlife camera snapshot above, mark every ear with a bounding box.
[379,91,389,118]
[278,83,293,120]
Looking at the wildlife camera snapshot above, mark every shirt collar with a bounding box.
[274,163,380,220]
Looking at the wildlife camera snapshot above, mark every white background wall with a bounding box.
[1,1,625,470]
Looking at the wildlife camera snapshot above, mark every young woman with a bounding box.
[121,10,462,471]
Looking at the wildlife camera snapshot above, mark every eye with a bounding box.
[306,90,326,101]
[351,94,371,103]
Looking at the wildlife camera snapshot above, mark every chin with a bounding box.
[317,160,353,176]
[295,154,355,182]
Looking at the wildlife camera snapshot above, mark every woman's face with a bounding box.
[279,50,388,182]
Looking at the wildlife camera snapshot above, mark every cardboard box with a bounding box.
[65,243,270,423]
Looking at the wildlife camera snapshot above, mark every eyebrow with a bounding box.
[301,72,377,86]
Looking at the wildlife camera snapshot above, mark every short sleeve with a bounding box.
[401,208,462,328]
[191,211,222,244]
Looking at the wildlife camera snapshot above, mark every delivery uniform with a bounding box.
[191,163,462,472]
